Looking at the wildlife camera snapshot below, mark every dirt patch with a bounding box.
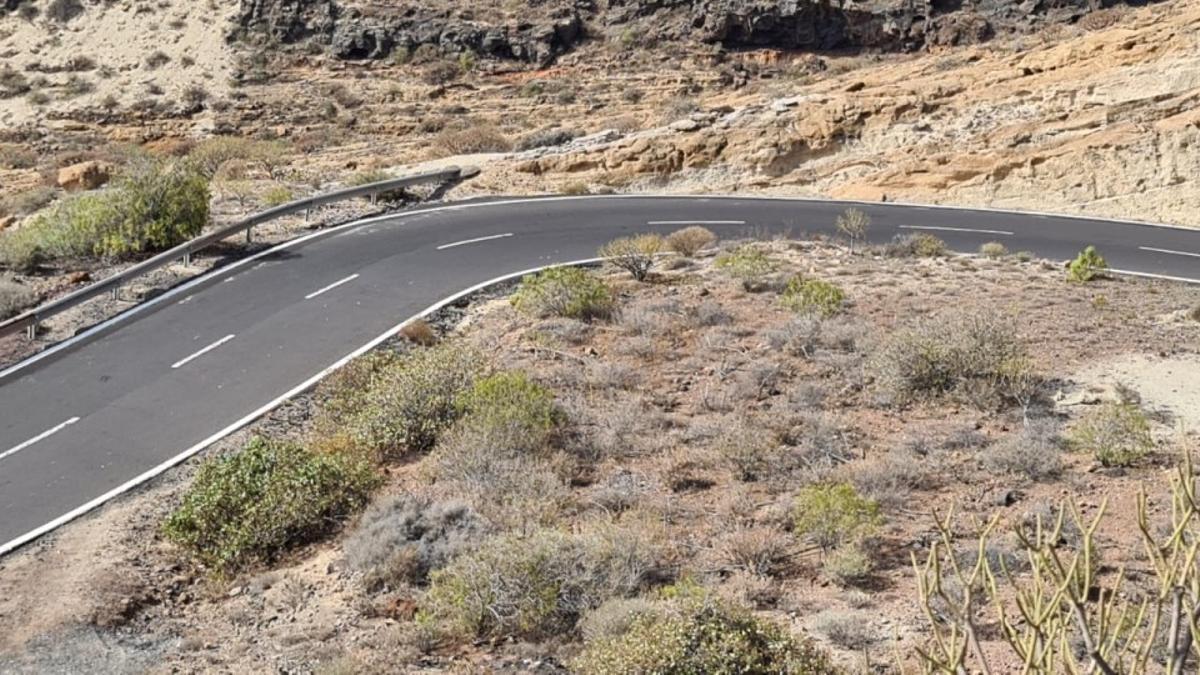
[1067,352,1200,429]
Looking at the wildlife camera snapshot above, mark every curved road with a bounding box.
[1,195,1198,553]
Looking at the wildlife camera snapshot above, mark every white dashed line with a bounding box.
[436,233,514,250]
[1139,246,1200,259]
[646,220,746,226]
[899,225,1014,236]
[171,335,236,370]
[304,274,361,300]
[0,417,80,462]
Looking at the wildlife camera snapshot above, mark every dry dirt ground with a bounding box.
[1,234,1199,673]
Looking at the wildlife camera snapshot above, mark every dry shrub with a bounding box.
[983,419,1063,481]
[424,526,659,641]
[434,124,513,155]
[599,234,663,282]
[812,609,878,649]
[0,276,36,320]
[715,527,792,577]
[400,319,438,346]
[1069,402,1153,467]
[843,450,932,508]
[344,493,484,590]
[665,226,717,257]
[715,418,778,481]
[884,232,947,258]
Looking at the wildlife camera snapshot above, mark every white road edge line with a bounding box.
[436,233,514,250]
[0,258,603,558]
[0,417,80,462]
[899,225,1015,236]
[1138,246,1200,259]
[647,220,745,225]
[171,334,235,370]
[305,273,361,300]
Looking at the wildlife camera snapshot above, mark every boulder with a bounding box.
[57,160,114,191]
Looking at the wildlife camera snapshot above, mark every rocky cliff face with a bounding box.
[235,0,1155,65]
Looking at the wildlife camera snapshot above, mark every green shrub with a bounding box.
[423,527,657,641]
[0,158,209,270]
[793,483,882,552]
[1067,245,1108,283]
[599,234,663,282]
[331,343,485,461]
[188,136,291,180]
[979,241,1008,259]
[780,276,846,317]
[1070,402,1153,467]
[434,124,512,155]
[345,168,390,187]
[715,245,778,292]
[511,266,615,321]
[164,437,379,575]
[873,311,1035,406]
[573,592,836,674]
[665,226,717,258]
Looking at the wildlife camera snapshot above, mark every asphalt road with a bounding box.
[1,195,1198,553]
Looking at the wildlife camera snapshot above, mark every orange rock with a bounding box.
[57,161,114,191]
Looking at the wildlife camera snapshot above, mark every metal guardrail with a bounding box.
[0,166,474,340]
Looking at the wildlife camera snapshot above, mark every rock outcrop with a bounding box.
[235,0,1161,65]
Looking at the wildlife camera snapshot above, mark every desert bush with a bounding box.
[599,234,663,281]
[812,609,878,649]
[884,232,948,258]
[836,208,870,251]
[780,276,846,318]
[844,451,931,508]
[262,184,293,207]
[579,597,665,644]
[872,310,1034,407]
[399,319,438,346]
[511,266,615,321]
[822,542,874,587]
[573,591,835,674]
[515,127,579,151]
[716,527,792,576]
[188,137,291,180]
[0,277,36,320]
[164,437,379,575]
[344,493,484,590]
[320,342,485,461]
[767,315,863,359]
[715,245,778,292]
[688,299,732,327]
[793,483,882,552]
[434,124,513,155]
[666,226,717,257]
[983,419,1063,480]
[421,60,461,85]
[1067,245,1108,283]
[345,168,390,187]
[423,527,657,640]
[716,419,777,481]
[979,241,1008,259]
[1070,402,1153,467]
[0,158,209,270]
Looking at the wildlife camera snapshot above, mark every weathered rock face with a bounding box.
[233,0,584,65]
[236,0,1159,65]
[56,161,114,192]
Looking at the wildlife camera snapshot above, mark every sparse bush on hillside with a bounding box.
[715,245,778,292]
[573,590,836,674]
[1070,402,1153,467]
[188,137,291,180]
[1067,245,1108,283]
[979,241,1008,259]
[434,124,512,156]
[983,419,1063,480]
[599,234,663,282]
[421,60,461,85]
[780,276,846,317]
[812,609,878,649]
[836,207,870,251]
[793,483,882,552]
[317,342,485,461]
[883,233,947,258]
[345,168,390,187]
[344,493,484,590]
[666,226,717,257]
[0,277,36,320]
[873,310,1036,407]
[0,158,209,271]
[262,184,293,207]
[516,128,579,151]
[163,437,379,575]
[715,419,777,482]
[423,527,657,641]
[511,267,615,321]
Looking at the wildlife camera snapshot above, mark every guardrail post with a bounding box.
[370,192,377,206]
[305,208,310,223]
[183,251,191,266]
[246,226,253,245]
[26,322,36,340]
[110,287,118,301]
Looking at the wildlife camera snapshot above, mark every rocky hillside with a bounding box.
[234,0,1163,65]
